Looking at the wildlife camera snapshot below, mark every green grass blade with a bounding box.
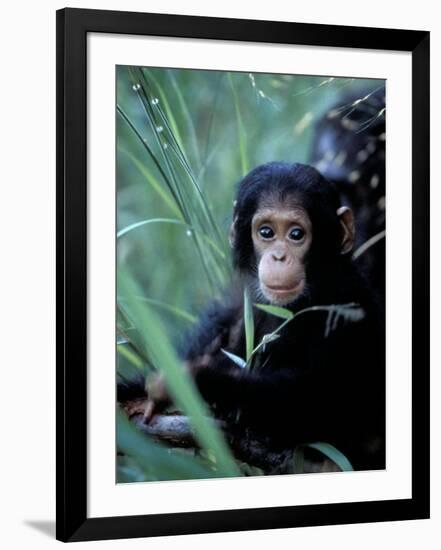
[117,342,147,384]
[142,68,185,152]
[292,445,305,473]
[228,73,249,176]
[117,217,226,264]
[202,72,224,164]
[221,348,247,369]
[117,304,152,365]
[243,288,255,362]
[167,69,202,169]
[165,141,227,250]
[117,343,144,370]
[118,147,183,219]
[306,442,354,472]
[117,218,184,239]
[133,296,197,325]
[255,303,294,320]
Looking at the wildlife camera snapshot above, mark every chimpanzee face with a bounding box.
[251,201,313,305]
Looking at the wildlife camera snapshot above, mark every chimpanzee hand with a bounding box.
[143,335,223,423]
[143,372,170,422]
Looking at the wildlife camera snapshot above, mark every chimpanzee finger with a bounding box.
[143,399,156,423]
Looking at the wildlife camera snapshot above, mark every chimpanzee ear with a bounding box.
[337,206,355,254]
[229,217,237,248]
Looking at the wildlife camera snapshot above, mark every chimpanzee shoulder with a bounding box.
[181,293,243,362]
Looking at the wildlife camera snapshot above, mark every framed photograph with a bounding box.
[56,8,430,542]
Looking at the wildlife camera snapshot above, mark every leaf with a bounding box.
[255,303,294,320]
[117,343,144,371]
[142,68,185,153]
[167,69,201,169]
[260,333,280,346]
[292,445,305,473]
[131,296,197,324]
[243,288,255,361]
[324,304,365,337]
[221,348,247,369]
[338,305,365,323]
[117,147,183,219]
[292,442,353,474]
[228,73,249,176]
[306,442,354,472]
[117,217,184,239]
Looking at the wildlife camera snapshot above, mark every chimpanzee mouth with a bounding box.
[263,282,302,293]
[261,280,305,303]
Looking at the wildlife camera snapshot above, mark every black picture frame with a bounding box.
[56,7,430,543]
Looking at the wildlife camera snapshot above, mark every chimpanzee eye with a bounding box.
[258,226,274,239]
[289,227,305,241]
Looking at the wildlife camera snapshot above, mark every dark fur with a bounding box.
[310,86,386,297]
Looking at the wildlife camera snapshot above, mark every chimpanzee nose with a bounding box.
[272,249,286,261]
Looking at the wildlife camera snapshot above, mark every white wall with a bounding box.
[0,1,438,548]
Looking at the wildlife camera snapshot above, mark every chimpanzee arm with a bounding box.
[194,358,336,439]
[183,300,242,361]
[195,364,291,408]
